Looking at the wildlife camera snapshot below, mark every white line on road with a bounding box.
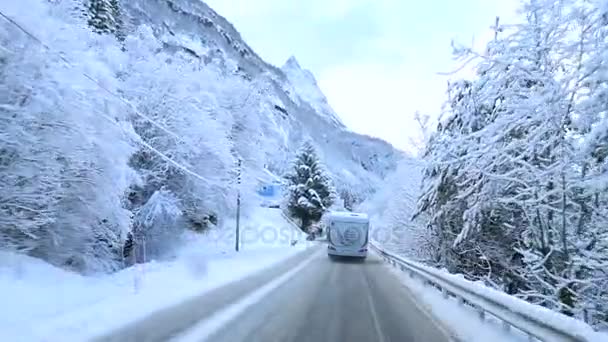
[363,270,387,342]
[171,248,323,342]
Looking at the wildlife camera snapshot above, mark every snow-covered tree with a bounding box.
[0,6,134,273]
[84,0,124,40]
[120,26,236,234]
[359,158,435,262]
[415,75,503,278]
[417,0,608,327]
[569,1,608,325]
[407,111,431,156]
[284,141,336,232]
[128,188,184,264]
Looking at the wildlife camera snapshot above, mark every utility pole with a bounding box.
[235,158,242,252]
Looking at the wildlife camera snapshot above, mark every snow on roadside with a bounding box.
[238,207,309,250]
[0,212,311,342]
[385,264,530,342]
[383,256,608,342]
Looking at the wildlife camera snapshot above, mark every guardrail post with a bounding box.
[457,296,465,305]
[442,287,449,299]
[502,321,510,332]
[477,307,485,321]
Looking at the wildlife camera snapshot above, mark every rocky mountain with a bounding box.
[281,56,345,128]
[121,0,403,201]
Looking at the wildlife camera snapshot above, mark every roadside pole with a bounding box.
[235,158,242,252]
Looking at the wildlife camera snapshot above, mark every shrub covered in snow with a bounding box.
[128,189,185,263]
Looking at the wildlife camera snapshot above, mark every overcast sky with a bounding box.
[205,0,520,152]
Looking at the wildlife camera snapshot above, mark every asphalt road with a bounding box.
[202,250,454,342]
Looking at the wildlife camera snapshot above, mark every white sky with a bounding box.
[205,0,521,151]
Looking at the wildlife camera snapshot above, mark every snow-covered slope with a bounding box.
[121,0,403,199]
[0,0,402,274]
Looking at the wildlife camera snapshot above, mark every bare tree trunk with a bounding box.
[560,172,569,260]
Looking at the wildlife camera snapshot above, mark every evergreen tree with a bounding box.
[85,0,124,40]
[284,141,336,232]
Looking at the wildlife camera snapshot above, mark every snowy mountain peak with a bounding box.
[284,55,302,70]
[280,56,344,128]
[281,55,316,87]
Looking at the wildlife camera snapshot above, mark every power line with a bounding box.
[0,9,184,142]
[0,8,214,185]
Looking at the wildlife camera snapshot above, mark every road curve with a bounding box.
[201,250,454,342]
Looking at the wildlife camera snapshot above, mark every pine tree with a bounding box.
[284,141,336,232]
[85,0,124,40]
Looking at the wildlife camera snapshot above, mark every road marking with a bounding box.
[362,261,387,342]
[171,248,323,342]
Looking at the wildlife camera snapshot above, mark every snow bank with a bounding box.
[0,231,309,341]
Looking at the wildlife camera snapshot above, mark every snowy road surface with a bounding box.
[176,248,454,342]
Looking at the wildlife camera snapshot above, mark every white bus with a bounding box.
[325,211,370,259]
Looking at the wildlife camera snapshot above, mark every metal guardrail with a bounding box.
[370,242,595,342]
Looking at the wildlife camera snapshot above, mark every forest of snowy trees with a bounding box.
[0,0,272,273]
[415,0,608,328]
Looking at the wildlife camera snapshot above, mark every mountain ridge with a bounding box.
[0,0,408,273]
[121,0,405,199]
[122,0,404,201]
